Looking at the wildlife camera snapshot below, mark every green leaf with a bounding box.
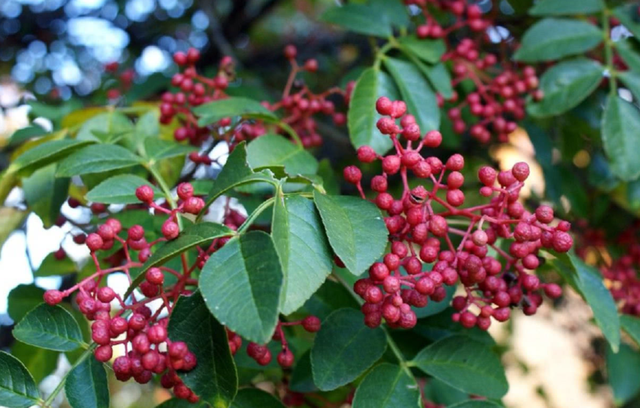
[200,231,283,344]
[65,355,109,408]
[614,4,640,40]
[529,0,604,15]
[0,351,40,408]
[202,142,277,214]
[85,174,162,204]
[602,95,640,182]
[397,35,446,64]
[303,279,360,321]
[7,285,45,323]
[34,252,77,277]
[11,341,58,384]
[76,111,133,144]
[412,335,508,399]
[348,68,398,155]
[193,97,277,127]
[514,18,602,62]
[551,252,621,352]
[415,61,454,100]
[230,388,285,408]
[619,71,640,102]
[527,58,603,117]
[7,124,47,147]
[156,399,204,408]
[56,144,143,177]
[384,57,440,132]
[168,291,238,408]
[313,191,388,276]
[9,139,95,176]
[621,315,640,347]
[289,351,317,393]
[616,40,640,73]
[311,308,387,391]
[13,304,84,352]
[272,194,333,315]
[607,342,640,405]
[352,363,420,408]
[448,401,502,408]
[126,222,234,297]
[22,164,69,228]
[423,378,468,406]
[320,4,392,38]
[369,0,409,28]
[247,134,318,176]
[143,138,197,162]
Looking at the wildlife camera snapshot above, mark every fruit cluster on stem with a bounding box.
[346,96,572,330]
[406,0,543,143]
[158,46,350,155]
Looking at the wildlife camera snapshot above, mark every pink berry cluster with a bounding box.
[103,61,135,101]
[408,0,490,38]
[158,46,350,156]
[42,182,215,401]
[405,0,543,143]
[344,97,573,330]
[43,181,322,400]
[159,48,233,148]
[258,44,350,148]
[577,222,640,317]
[242,316,321,368]
[442,48,542,143]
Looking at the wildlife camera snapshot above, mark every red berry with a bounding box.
[186,48,200,64]
[277,349,294,368]
[173,52,187,65]
[162,221,180,240]
[552,231,573,253]
[145,267,164,285]
[44,290,63,305]
[183,197,205,214]
[478,166,497,186]
[147,324,168,344]
[357,146,377,163]
[97,287,116,303]
[128,225,145,241]
[177,183,194,200]
[512,162,530,182]
[376,97,393,116]
[95,345,113,362]
[302,316,321,332]
[135,185,154,203]
[97,224,115,241]
[86,233,104,252]
[343,166,362,184]
[284,45,297,59]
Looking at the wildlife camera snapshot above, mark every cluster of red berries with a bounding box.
[158,48,233,146]
[43,216,200,401]
[158,46,349,155]
[42,182,215,401]
[43,180,323,400]
[406,0,542,143]
[408,0,490,38]
[241,316,321,369]
[257,45,350,148]
[443,46,542,143]
[576,222,640,317]
[104,61,135,101]
[344,97,572,330]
